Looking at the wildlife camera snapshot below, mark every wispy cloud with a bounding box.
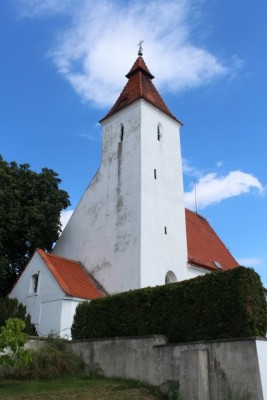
[13,0,239,108]
[80,130,100,141]
[80,134,98,141]
[182,158,202,177]
[237,258,262,267]
[14,0,75,18]
[184,170,264,210]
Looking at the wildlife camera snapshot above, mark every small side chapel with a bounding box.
[10,49,239,338]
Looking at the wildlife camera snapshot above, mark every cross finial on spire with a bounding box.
[137,40,144,56]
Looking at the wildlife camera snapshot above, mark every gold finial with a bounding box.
[137,40,144,56]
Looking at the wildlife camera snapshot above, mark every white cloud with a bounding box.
[14,0,75,18]
[80,129,100,141]
[60,209,74,231]
[182,158,202,177]
[14,0,238,108]
[215,161,223,168]
[184,170,264,210]
[237,258,262,267]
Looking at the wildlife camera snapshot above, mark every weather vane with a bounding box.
[137,40,144,56]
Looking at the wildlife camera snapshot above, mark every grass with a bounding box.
[0,376,166,400]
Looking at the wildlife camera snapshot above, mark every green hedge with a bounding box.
[71,267,267,342]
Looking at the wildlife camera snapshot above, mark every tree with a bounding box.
[0,318,32,367]
[0,155,70,296]
[0,297,37,335]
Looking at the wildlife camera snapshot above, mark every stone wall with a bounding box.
[66,335,267,400]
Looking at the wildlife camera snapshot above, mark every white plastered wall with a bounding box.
[54,98,188,293]
[9,251,82,338]
[54,102,142,294]
[256,340,267,399]
[140,100,188,286]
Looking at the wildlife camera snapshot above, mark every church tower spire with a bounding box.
[101,55,180,123]
[54,54,188,293]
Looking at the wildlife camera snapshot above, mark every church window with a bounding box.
[165,271,177,284]
[30,273,39,294]
[154,169,157,179]
[119,124,124,142]
[157,123,162,141]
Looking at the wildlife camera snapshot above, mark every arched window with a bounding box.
[165,271,177,284]
[119,124,124,142]
[157,123,162,141]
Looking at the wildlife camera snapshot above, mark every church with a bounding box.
[10,49,239,338]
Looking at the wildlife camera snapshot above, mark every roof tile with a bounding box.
[37,249,106,300]
[185,209,239,272]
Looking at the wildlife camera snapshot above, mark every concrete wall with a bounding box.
[67,335,267,400]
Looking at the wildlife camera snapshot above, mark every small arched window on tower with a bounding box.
[165,271,177,285]
[119,124,124,142]
[157,123,162,141]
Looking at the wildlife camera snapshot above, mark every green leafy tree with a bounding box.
[0,318,32,367]
[0,297,37,335]
[0,155,70,296]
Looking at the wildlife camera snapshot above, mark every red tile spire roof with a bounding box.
[185,209,239,272]
[37,249,106,300]
[100,56,181,123]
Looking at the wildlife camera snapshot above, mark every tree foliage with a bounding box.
[0,155,70,296]
[0,318,32,367]
[0,297,37,335]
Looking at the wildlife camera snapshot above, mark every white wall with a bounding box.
[9,251,81,338]
[187,263,211,279]
[256,339,267,399]
[54,98,189,293]
[60,299,82,339]
[140,100,188,286]
[54,101,142,294]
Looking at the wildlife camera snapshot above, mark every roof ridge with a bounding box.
[185,208,206,220]
[37,248,81,265]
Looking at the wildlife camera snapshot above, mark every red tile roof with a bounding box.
[185,209,239,272]
[37,249,106,300]
[100,56,181,123]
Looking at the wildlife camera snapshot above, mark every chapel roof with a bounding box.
[37,249,106,300]
[185,209,239,272]
[100,56,181,123]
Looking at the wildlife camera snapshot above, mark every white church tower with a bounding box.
[53,49,188,294]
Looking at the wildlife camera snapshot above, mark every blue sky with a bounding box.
[1,0,267,284]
